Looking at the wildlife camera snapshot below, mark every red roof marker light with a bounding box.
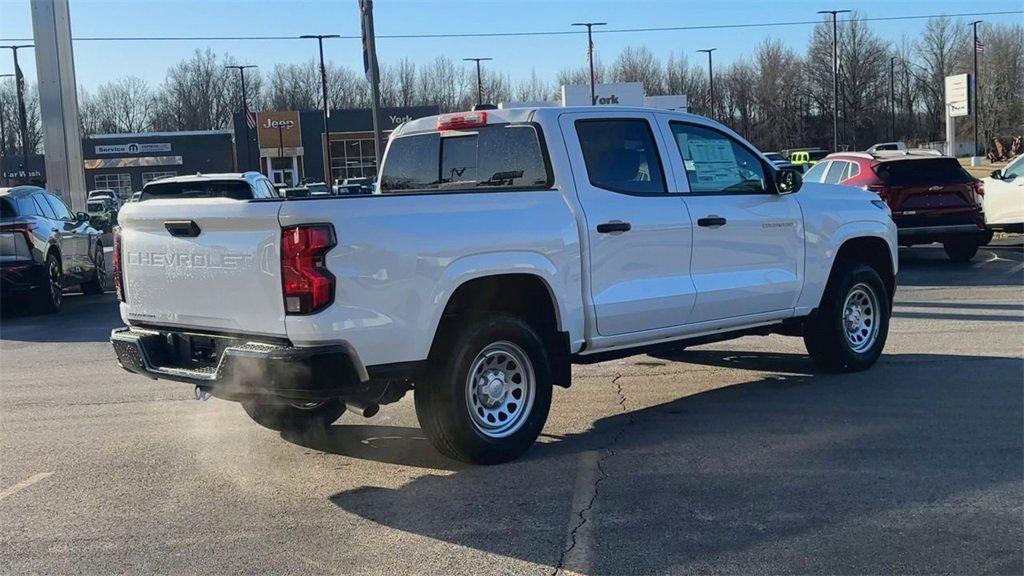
[437,111,488,131]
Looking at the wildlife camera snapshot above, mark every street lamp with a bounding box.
[571,22,606,105]
[889,56,898,141]
[463,57,493,107]
[225,65,257,172]
[1,45,34,168]
[697,48,717,120]
[300,34,340,185]
[817,10,849,152]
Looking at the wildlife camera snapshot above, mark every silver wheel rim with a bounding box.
[842,282,879,353]
[48,257,61,307]
[94,248,106,285]
[465,341,535,438]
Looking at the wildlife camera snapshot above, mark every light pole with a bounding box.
[300,34,340,185]
[1,45,33,169]
[225,65,257,172]
[817,10,849,152]
[571,22,606,105]
[463,57,493,107]
[889,56,897,141]
[970,20,983,157]
[697,48,717,120]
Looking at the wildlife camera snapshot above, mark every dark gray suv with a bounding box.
[1,186,105,313]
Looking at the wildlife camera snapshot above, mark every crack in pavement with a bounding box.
[552,372,635,576]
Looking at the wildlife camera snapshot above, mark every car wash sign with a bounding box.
[562,82,646,106]
[95,142,172,155]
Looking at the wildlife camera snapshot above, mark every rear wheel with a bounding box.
[31,252,62,314]
[943,239,980,262]
[803,262,890,373]
[241,398,345,432]
[415,314,553,464]
[80,244,105,295]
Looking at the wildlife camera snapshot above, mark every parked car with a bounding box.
[1,186,105,313]
[88,189,122,210]
[334,184,365,195]
[981,154,1024,233]
[783,148,830,172]
[764,152,798,171]
[866,141,908,152]
[804,149,985,261]
[139,172,279,201]
[343,177,375,194]
[86,197,119,233]
[110,106,896,464]
[304,182,333,196]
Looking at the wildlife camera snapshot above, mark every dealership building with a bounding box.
[232,106,438,186]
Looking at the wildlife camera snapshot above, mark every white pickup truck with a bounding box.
[111,106,897,464]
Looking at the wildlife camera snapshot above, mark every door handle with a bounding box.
[164,220,202,237]
[697,216,727,228]
[596,221,631,233]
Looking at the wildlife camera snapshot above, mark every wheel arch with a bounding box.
[830,236,896,306]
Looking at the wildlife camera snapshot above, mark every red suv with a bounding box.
[804,150,986,262]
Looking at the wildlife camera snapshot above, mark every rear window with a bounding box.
[0,198,15,218]
[380,124,551,193]
[875,158,974,185]
[141,180,253,200]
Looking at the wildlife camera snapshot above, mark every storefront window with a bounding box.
[93,173,133,196]
[330,137,378,183]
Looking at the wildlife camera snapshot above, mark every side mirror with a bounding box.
[990,169,1003,180]
[776,168,803,195]
[76,211,91,223]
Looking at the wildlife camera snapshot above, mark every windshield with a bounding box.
[140,180,253,200]
[875,158,975,185]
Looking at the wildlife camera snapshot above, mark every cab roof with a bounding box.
[142,171,265,187]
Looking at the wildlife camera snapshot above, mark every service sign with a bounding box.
[95,142,172,155]
[944,73,971,118]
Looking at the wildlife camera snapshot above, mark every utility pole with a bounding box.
[1,45,33,170]
[300,34,339,185]
[889,56,897,141]
[970,20,983,157]
[225,65,257,172]
[817,10,849,152]
[697,48,716,120]
[463,57,493,107]
[571,22,606,105]
[359,0,385,180]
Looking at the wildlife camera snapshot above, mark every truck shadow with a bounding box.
[323,351,1023,574]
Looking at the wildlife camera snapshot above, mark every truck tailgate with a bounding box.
[118,199,286,337]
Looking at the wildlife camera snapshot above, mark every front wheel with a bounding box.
[943,239,980,262]
[241,398,345,432]
[415,314,553,464]
[803,262,890,373]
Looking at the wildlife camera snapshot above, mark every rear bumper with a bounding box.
[0,261,46,294]
[895,211,987,245]
[110,326,366,402]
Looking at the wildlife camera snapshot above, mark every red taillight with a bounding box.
[0,222,37,245]
[866,184,890,200]
[437,111,487,131]
[112,225,126,302]
[281,224,335,315]
[974,180,984,196]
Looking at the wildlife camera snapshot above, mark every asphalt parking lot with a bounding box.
[2,241,1022,575]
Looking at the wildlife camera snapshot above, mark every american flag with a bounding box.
[246,109,257,130]
[975,39,985,53]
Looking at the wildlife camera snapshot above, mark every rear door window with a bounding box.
[875,158,975,185]
[141,180,254,200]
[576,119,667,195]
[34,195,57,219]
[380,124,551,193]
[824,161,847,184]
[44,194,73,221]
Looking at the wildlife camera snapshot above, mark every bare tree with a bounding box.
[916,16,970,140]
[613,46,664,94]
[150,49,234,131]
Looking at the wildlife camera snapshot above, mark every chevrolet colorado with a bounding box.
[111,107,897,464]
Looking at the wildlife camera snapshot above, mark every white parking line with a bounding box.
[0,472,54,501]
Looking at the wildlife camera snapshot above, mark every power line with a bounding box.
[0,10,1019,43]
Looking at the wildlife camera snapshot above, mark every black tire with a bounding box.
[31,252,63,314]
[80,244,105,295]
[803,262,890,373]
[241,398,345,432]
[415,314,553,465]
[943,239,980,262]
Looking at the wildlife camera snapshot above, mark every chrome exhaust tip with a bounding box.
[344,398,379,418]
[194,386,212,401]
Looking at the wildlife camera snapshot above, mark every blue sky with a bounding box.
[1,0,1021,91]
